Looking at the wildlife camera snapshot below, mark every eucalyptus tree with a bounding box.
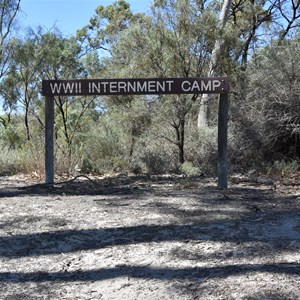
[0,27,83,141]
[0,34,41,140]
[241,36,300,161]
[76,0,145,54]
[0,27,100,173]
[0,0,20,79]
[197,0,231,128]
[272,0,300,40]
[198,0,300,128]
[0,0,21,127]
[106,0,216,165]
[38,29,103,172]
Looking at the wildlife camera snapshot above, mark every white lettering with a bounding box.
[181,81,191,92]
[148,81,156,92]
[212,80,221,91]
[137,81,147,92]
[63,82,75,94]
[118,82,127,93]
[156,81,165,92]
[47,78,225,96]
[192,81,200,91]
[91,82,101,93]
[50,83,62,94]
[102,82,109,93]
[201,81,212,91]
[166,80,174,91]
[128,81,136,93]
[110,82,118,93]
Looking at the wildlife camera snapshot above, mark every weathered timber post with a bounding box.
[45,96,54,184]
[218,93,229,189]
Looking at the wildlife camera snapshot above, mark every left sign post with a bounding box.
[45,96,54,184]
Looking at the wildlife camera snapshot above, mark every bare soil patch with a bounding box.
[0,174,300,299]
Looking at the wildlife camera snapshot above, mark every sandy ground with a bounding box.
[0,174,300,299]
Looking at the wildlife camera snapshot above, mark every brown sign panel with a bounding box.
[42,77,229,96]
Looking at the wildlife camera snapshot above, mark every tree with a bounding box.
[105,0,215,165]
[37,30,102,173]
[0,27,101,173]
[76,0,144,54]
[198,0,300,128]
[274,0,300,40]
[0,0,20,79]
[1,33,45,140]
[0,0,21,121]
[239,36,300,161]
[197,0,232,128]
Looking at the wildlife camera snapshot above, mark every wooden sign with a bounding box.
[43,76,230,189]
[42,77,230,96]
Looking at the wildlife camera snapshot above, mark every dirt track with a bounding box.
[0,174,300,299]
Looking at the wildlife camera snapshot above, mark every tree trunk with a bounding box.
[178,117,185,165]
[197,0,231,128]
[24,106,30,140]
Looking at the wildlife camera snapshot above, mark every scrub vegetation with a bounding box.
[0,0,300,178]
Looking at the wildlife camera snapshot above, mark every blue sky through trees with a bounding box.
[20,0,151,36]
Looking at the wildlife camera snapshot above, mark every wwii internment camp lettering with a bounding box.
[42,77,229,96]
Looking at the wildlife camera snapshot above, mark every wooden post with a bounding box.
[45,96,54,184]
[218,93,229,189]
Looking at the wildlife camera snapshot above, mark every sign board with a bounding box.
[42,77,229,96]
[43,76,230,189]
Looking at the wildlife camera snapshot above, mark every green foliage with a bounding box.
[238,38,300,161]
[180,161,201,176]
[80,112,130,174]
[38,30,82,79]
[17,139,45,175]
[0,123,23,148]
[0,73,20,111]
[137,137,178,174]
[1,0,300,179]
[0,142,19,175]
[0,135,44,176]
[267,160,300,179]
[185,127,219,175]
[76,0,143,53]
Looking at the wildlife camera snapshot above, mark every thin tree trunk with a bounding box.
[24,104,30,140]
[197,0,231,128]
[178,117,185,164]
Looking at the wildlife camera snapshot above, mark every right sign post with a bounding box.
[218,92,229,189]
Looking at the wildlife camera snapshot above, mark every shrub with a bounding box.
[184,126,218,176]
[180,161,201,176]
[80,115,130,174]
[267,160,299,179]
[0,143,19,175]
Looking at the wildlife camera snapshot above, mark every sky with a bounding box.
[19,0,152,37]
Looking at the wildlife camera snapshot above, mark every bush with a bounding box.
[180,161,201,176]
[237,40,300,163]
[267,160,299,179]
[0,143,19,175]
[0,138,44,176]
[184,126,218,176]
[80,115,130,174]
